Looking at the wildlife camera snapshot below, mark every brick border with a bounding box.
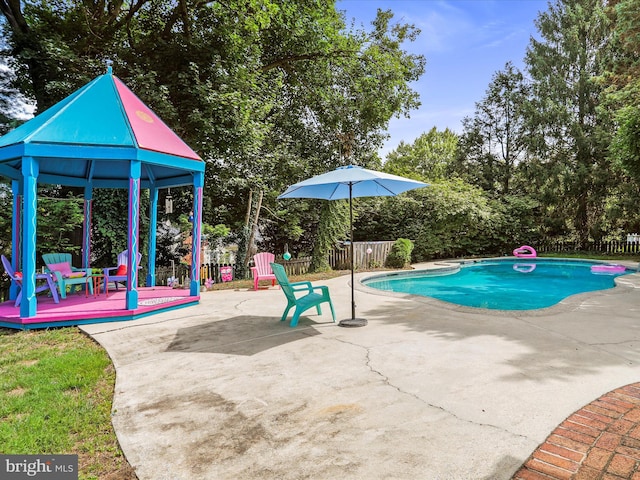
[513,383,640,479]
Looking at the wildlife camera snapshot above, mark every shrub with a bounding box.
[385,238,414,268]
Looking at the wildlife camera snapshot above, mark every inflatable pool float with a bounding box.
[590,264,626,274]
[513,245,537,258]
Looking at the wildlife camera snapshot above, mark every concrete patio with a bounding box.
[80,261,640,479]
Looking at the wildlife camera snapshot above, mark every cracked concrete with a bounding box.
[80,261,640,480]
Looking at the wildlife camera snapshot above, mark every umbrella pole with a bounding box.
[350,184,355,320]
[339,182,367,327]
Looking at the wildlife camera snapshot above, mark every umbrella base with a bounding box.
[338,318,368,328]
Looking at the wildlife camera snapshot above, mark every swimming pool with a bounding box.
[362,259,633,310]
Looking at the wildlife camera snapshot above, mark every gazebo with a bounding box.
[0,66,205,328]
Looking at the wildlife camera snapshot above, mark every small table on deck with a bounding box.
[85,274,105,298]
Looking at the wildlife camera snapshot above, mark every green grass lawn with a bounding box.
[0,327,137,480]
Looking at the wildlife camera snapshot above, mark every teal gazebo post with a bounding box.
[20,156,39,318]
[147,186,158,287]
[10,179,21,302]
[126,160,141,310]
[82,186,93,270]
[190,172,204,296]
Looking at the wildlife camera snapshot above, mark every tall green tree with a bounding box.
[458,62,530,195]
[602,0,640,183]
[309,200,350,272]
[524,0,614,246]
[0,0,124,111]
[264,8,425,265]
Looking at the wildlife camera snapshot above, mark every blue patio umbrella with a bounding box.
[278,165,428,327]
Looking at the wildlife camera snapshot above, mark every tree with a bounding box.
[91,188,150,268]
[601,0,640,184]
[266,8,425,266]
[309,200,350,272]
[458,62,530,195]
[154,221,187,269]
[383,127,459,182]
[524,0,614,247]
[0,1,425,271]
[0,0,125,111]
[354,180,499,261]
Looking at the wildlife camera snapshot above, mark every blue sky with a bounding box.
[337,0,549,157]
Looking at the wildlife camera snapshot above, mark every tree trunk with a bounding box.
[244,190,263,267]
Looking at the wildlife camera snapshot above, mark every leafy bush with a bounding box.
[385,238,414,268]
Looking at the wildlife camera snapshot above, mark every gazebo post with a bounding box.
[19,156,39,317]
[10,179,21,302]
[82,186,93,270]
[189,172,204,296]
[147,186,158,287]
[126,160,141,309]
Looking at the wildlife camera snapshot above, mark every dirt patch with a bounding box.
[7,387,26,396]
[79,451,138,480]
[19,359,38,367]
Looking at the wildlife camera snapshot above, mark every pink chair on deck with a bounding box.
[251,252,277,291]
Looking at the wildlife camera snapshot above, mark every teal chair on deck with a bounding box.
[42,253,93,299]
[270,262,336,327]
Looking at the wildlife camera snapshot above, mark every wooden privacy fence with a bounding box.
[329,241,395,270]
[280,256,312,275]
[153,241,396,287]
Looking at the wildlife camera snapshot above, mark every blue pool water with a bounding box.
[363,259,632,310]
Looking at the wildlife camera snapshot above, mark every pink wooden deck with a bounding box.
[0,287,199,330]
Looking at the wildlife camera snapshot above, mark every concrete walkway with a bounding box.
[80,261,640,480]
